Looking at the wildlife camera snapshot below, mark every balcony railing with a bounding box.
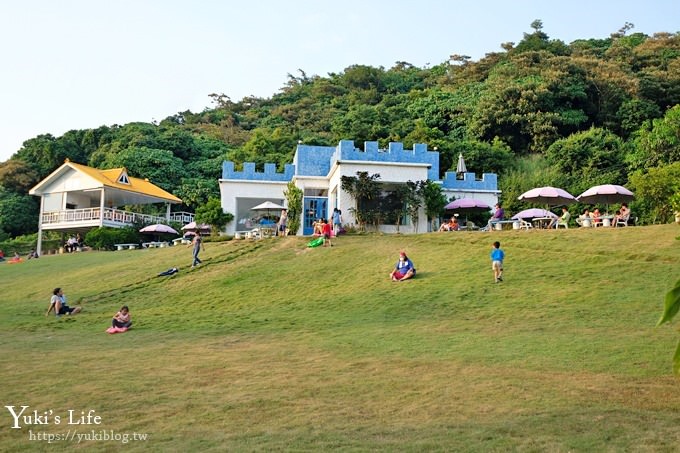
[41,208,193,227]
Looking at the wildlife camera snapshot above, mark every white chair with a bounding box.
[519,219,533,230]
[616,215,630,227]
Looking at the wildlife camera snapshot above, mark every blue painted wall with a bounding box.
[221,161,294,181]
[441,171,498,191]
[220,140,497,193]
[329,140,439,181]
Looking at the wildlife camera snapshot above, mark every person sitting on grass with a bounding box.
[112,305,132,330]
[46,287,81,317]
[390,252,416,282]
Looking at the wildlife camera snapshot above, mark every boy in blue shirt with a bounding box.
[490,241,505,283]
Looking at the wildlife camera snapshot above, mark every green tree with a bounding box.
[177,178,219,209]
[628,161,680,224]
[283,181,303,236]
[419,180,447,232]
[195,198,234,235]
[0,160,40,193]
[629,105,680,171]
[0,189,39,237]
[340,172,382,232]
[545,127,626,194]
[105,147,186,193]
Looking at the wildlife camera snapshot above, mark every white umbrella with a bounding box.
[251,201,286,225]
[181,221,211,231]
[456,153,467,174]
[140,224,178,235]
[511,208,557,220]
[576,184,634,205]
[518,186,576,206]
[251,201,286,211]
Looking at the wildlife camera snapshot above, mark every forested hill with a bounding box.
[1,21,679,237]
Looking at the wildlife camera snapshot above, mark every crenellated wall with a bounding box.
[441,171,498,191]
[330,140,439,181]
[221,161,295,181]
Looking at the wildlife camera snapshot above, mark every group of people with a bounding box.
[313,209,344,237]
[390,240,505,284]
[576,203,630,227]
[46,287,132,331]
[64,234,83,253]
[483,202,630,230]
[438,216,460,231]
[0,250,24,263]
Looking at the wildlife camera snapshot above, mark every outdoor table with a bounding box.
[532,217,554,229]
[258,226,275,238]
[593,215,614,227]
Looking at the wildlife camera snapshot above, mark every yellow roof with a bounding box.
[67,161,182,203]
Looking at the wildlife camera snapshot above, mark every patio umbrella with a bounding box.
[140,224,178,235]
[444,198,490,210]
[251,201,286,224]
[444,198,491,226]
[456,153,467,174]
[181,221,211,232]
[518,186,576,207]
[511,208,557,220]
[576,184,634,205]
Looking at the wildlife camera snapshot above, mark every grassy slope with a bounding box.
[1,225,679,452]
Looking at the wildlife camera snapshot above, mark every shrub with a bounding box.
[85,227,139,251]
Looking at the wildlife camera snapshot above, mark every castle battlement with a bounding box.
[441,171,498,191]
[332,140,439,180]
[221,161,294,181]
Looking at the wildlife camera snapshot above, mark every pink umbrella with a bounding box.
[444,198,491,210]
[518,187,576,206]
[576,184,634,205]
[511,208,557,220]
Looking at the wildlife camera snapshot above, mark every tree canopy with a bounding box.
[1,21,680,236]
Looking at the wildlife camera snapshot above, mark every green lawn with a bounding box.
[1,225,679,451]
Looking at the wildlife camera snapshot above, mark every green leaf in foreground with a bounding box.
[657,278,680,326]
[674,340,680,376]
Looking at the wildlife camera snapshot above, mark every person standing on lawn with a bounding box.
[490,241,505,283]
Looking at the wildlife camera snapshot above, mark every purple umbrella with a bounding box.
[511,208,557,220]
[444,198,491,210]
[576,184,634,205]
[518,187,576,206]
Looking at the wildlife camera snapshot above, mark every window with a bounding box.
[118,171,130,184]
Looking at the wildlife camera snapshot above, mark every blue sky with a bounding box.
[0,0,677,162]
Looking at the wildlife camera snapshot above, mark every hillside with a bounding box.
[2,28,680,239]
[1,225,679,450]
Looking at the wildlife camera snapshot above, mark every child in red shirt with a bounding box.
[322,219,333,247]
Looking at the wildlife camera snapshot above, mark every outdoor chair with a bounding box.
[616,215,635,227]
[519,219,533,230]
[555,218,569,229]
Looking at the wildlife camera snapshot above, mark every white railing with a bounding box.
[41,208,172,227]
[169,211,195,223]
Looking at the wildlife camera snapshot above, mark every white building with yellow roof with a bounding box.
[29,159,187,254]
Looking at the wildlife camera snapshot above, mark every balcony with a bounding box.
[40,208,194,230]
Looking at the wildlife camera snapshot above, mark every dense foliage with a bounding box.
[1,22,679,237]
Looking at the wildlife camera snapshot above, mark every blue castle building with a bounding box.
[219,140,500,235]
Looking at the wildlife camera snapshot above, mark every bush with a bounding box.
[85,227,140,251]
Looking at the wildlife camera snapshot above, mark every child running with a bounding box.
[490,241,505,283]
